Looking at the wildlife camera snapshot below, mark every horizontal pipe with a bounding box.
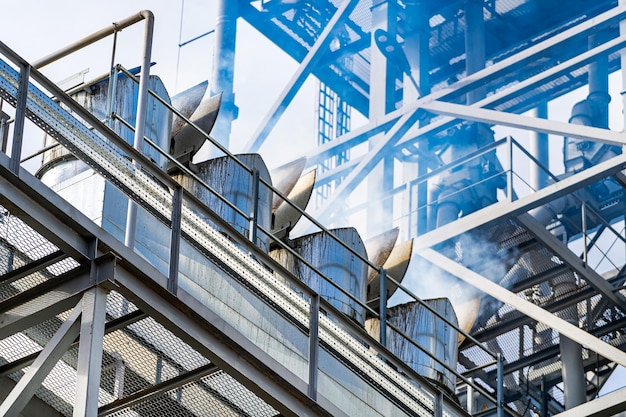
[33,10,152,69]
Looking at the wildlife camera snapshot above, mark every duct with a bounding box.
[365,299,459,394]
[173,154,273,253]
[269,227,368,324]
[364,228,399,285]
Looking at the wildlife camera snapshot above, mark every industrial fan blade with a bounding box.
[270,157,306,211]
[171,92,222,162]
[271,169,316,241]
[364,228,399,284]
[170,80,208,139]
[366,239,413,310]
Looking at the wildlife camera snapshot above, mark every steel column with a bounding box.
[74,286,108,417]
[210,0,238,148]
[529,103,549,191]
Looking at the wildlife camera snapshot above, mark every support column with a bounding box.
[560,329,586,409]
[368,0,399,236]
[74,286,108,417]
[465,0,486,105]
[529,102,549,191]
[210,0,238,150]
[403,1,431,236]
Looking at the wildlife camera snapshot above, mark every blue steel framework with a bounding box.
[237,0,626,416]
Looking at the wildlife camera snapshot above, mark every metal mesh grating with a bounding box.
[0,205,59,262]
[105,369,278,417]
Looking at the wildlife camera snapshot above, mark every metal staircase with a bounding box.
[0,28,472,417]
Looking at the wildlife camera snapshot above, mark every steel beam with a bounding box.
[516,213,626,310]
[0,268,90,340]
[243,0,360,153]
[412,152,626,252]
[303,8,626,170]
[0,250,66,286]
[0,303,82,417]
[420,248,626,367]
[555,386,626,417]
[307,107,424,227]
[74,286,108,417]
[0,156,91,261]
[421,100,626,146]
[98,363,219,416]
[110,263,347,417]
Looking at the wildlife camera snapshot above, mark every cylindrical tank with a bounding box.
[269,227,368,324]
[38,73,172,178]
[174,154,273,252]
[366,298,458,394]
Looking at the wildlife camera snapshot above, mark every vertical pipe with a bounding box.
[541,376,548,417]
[210,0,238,149]
[10,64,30,175]
[529,103,549,191]
[588,31,610,129]
[403,1,431,235]
[105,30,119,126]
[465,0,486,105]
[507,136,513,202]
[124,11,154,249]
[368,0,398,236]
[621,0,626,137]
[466,378,474,414]
[560,330,586,409]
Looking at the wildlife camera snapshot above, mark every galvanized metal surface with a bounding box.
[269,227,368,324]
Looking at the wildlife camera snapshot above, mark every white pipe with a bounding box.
[125,10,154,248]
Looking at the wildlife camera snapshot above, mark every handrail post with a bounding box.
[497,352,504,417]
[379,267,387,347]
[249,168,260,246]
[10,64,30,175]
[168,185,183,294]
[506,135,513,202]
[308,293,320,400]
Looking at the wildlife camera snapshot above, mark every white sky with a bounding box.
[0,0,319,169]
